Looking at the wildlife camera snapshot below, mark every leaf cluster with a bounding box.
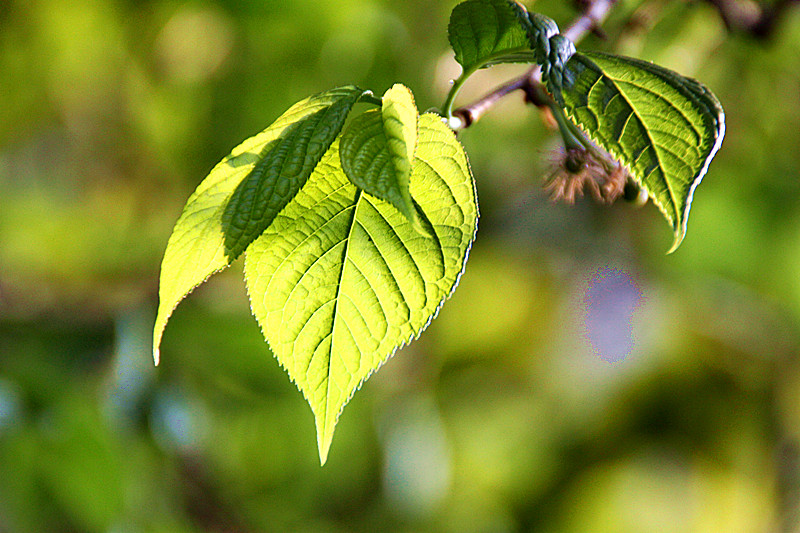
[154,84,477,463]
[154,0,725,463]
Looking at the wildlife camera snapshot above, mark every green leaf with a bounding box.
[222,87,371,259]
[153,86,369,364]
[244,113,478,463]
[560,52,725,252]
[340,84,426,234]
[448,0,535,71]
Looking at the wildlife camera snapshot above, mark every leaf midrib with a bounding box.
[324,187,364,436]
[593,69,680,225]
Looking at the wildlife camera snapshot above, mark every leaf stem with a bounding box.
[548,102,585,151]
[441,63,481,124]
[359,92,384,107]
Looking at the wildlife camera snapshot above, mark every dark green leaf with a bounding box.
[222,86,369,259]
[340,84,426,234]
[448,0,535,71]
[560,52,725,251]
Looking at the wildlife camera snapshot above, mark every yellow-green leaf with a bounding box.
[244,114,478,463]
[153,86,368,363]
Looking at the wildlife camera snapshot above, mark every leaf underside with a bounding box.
[244,114,478,463]
[153,86,368,363]
[448,0,535,71]
[560,52,725,251]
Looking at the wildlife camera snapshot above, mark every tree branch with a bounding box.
[704,0,799,38]
[451,0,618,130]
[563,0,617,42]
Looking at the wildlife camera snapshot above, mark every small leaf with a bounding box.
[153,86,368,364]
[340,84,426,234]
[448,0,535,71]
[560,52,725,251]
[244,114,478,463]
[382,84,418,187]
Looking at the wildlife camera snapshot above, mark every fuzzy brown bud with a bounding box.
[544,147,628,205]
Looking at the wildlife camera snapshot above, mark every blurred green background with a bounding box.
[2,0,800,531]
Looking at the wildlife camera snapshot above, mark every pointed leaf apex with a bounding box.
[559,52,724,252]
[244,115,478,466]
[153,317,167,365]
[315,412,334,466]
[317,434,332,466]
[667,233,684,255]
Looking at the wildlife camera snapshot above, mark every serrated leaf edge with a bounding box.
[243,114,479,463]
[563,53,725,252]
[153,86,370,364]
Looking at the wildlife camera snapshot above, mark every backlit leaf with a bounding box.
[340,84,425,234]
[244,114,478,463]
[153,86,368,363]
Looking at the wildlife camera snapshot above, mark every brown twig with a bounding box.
[451,76,528,128]
[452,0,618,129]
[704,0,799,38]
[563,0,617,42]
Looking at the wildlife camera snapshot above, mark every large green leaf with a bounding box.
[244,113,478,463]
[340,84,426,234]
[560,52,725,251]
[153,86,368,363]
[448,0,535,71]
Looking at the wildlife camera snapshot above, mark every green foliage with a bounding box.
[340,84,426,234]
[447,0,535,71]
[443,0,724,251]
[245,114,477,462]
[560,52,726,252]
[154,0,724,463]
[153,86,370,364]
[7,0,800,529]
[155,84,476,461]
[221,87,370,260]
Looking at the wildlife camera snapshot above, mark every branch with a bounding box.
[452,0,618,129]
[563,0,617,42]
[704,0,799,38]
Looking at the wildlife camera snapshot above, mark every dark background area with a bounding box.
[2,0,800,531]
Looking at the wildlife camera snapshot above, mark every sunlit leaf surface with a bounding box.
[244,114,478,463]
[153,87,367,363]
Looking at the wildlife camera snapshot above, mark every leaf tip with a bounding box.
[152,325,164,366]
[666,230,685,255]
[317,440,331,466]
[316,419,334,466]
